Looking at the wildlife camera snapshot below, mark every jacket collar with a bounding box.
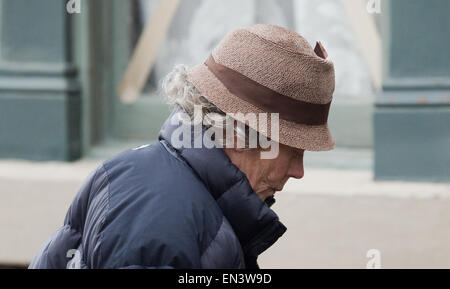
[158,109,287,259]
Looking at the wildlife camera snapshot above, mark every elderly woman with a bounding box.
[29,24,335,269]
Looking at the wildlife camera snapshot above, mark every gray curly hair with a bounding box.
[161,64,260,149]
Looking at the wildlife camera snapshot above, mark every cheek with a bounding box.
[266,163,289,183]
[261,153,292,184]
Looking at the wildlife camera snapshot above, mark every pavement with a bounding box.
[1,147,449,268]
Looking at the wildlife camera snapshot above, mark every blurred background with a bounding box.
[0,0,449,268]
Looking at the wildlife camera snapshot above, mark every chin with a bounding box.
[266,189,276,198]
[256,189,274,201]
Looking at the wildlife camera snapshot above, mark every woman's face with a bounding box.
[225,143,305,201]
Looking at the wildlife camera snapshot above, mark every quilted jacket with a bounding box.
[28,109,286,269]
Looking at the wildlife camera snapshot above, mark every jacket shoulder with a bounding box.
[29,163,109,268]
[88,142,224,268]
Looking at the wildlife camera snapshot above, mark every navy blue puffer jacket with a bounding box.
[29,110,287,269]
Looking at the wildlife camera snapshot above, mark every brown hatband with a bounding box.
[204,54,331,125]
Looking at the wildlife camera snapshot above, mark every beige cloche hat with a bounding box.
[187,24,335,151]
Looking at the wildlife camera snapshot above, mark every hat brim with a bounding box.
[187,63,335,151]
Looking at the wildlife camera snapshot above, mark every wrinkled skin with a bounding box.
[224,143,304,201]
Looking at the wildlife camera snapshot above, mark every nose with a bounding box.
[288,154,304,179]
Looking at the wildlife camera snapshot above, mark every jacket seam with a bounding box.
[70,167,100,233]
[215,179,246,203]
[200,215,225,262]
[93,164,112,269]
[159,139,185,164]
